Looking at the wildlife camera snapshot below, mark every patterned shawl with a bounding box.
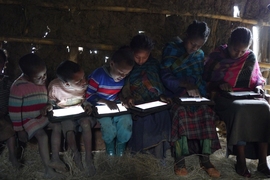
[124,56,164,103]
[204,45,265,91]
[161,39,207,96]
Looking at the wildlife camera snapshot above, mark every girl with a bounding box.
[160,21,220,178]
[9,53,65,178]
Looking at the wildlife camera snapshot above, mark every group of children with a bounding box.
[0,44,139,178]
[2,20,270,179]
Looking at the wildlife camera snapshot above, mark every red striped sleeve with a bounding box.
[9,103,46,112]
[98,88,121,94]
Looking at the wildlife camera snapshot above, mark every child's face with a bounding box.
[184,37,206,54]
[110,61,133,82]
[228,43,249,59]
[134,50,150,66]
[27,66,47,85]
[65,69,86,89]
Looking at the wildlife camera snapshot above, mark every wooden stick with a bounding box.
[1,0,269,27]
[0,36,116,51]
[259,62,270,69]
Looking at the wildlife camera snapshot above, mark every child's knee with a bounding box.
[50,122,62,132]
[80,119,91,131]
[101,126,117,143]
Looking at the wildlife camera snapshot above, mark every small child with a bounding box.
[9,53,65,178]
[0,49,20,167]
[48,60,96,176]
[86,47,134,156]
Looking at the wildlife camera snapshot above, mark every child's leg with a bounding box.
[6,135,20,167]
[98,117,117,155]
[47,122,67,172]
[115,114,132,156]
[62,120,83,170]
[34,128,64,179]
[79,117,96,176]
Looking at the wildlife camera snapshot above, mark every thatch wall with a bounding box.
[0,0,270,81]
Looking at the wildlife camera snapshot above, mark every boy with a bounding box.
[86,47,134,156]
[48,60,96,176]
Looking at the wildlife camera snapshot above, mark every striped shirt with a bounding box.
[8,76,49,137]
[86,66,124,105]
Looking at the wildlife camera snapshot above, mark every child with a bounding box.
[48,60,96,176]
[8,53,65,178]
[86,47,134,156]
[121,34,172,161]
[0,49,20,167]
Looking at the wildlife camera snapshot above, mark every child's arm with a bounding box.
[47,83,59,108]
[9,84,27,142]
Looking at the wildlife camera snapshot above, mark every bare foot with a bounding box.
[9,156,22,169]
[44,167,66,179]
[74,152,84,171]
[86,160,96,177]
[49,159,67,172]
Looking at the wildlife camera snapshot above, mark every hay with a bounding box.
[0,137,269,180]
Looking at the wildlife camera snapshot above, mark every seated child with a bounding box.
[86,47,134,156]
[9,53,65,178]
[0,49,20,167]
[48,60,96,176]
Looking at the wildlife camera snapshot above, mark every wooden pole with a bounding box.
[1,0,270,27]
[0,36,116,51]
[259,62,270,69]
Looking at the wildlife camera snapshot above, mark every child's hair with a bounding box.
[19,53,45,76]
[229,27,253,47]
[186,20,210,40]
[56,60,81,83]
[130,34,154,52]
[0,49,7,64]
[111,47,134,67]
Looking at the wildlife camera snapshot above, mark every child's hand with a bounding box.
[219,83,232,92]
[106,101,120,111]
[185,83,201,97]
[255,85,264,94]
[122,97,134,108]
[84,104,92,115]
[40,103,53,116]
[160,95,172,104]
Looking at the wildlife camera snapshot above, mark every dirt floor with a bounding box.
[0,135,269,180]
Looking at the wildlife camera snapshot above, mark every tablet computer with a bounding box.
[227,91,260,97]
[221,91,261,99]
[92,104,130,118]
[48,106,88,123]
[175,97,215,105]
[130,100,170,114]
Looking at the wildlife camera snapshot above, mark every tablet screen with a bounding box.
[179,97,210,102]
[53,106,85,117]
[227,91,260,96]
[96,104,128,114]
[134,101,168,110]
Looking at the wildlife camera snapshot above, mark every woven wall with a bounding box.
[0,0,270,81]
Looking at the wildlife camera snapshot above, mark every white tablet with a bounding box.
[179,97,211,102]
[227,91,260,97]
[95,104,128,115]
[177,97,214,105]
[134,101,168,110]
[53,106,85,117]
